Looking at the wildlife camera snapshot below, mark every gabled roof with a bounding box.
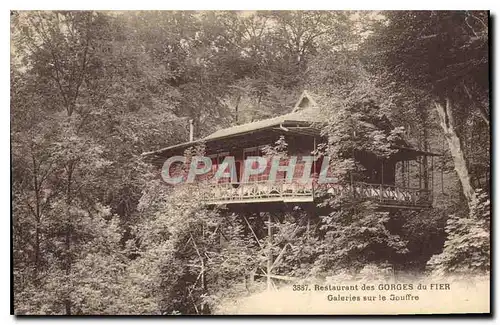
[204,106,320,140]
[292,90,318,112]
[141,90,440,158]
[142,91,322,157]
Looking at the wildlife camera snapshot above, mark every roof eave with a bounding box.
[141,139,204,157]
[142,119,319,158]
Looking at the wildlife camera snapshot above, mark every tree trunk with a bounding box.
[31,153,41,280]
[266,213,272,291]
[434,99,475,209]
[64,161,75,315]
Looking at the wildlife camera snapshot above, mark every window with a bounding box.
[208,151,229,183]
[243,145,270,182]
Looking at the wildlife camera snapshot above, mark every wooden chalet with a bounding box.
[143,91,438,210]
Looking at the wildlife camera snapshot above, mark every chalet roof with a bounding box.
[141,90,440,158]
[142,91,321,157]
[292,90,318,112]
[204,106,319,140]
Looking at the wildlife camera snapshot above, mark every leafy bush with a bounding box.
[427,189,490,274]
[313,197,408,275]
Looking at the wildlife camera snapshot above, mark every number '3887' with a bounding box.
[292,284,309,291]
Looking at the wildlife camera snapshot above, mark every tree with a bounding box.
[364,11,489,209]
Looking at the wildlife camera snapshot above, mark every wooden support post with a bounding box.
[201,229,205,287]
[401,161,405,187]
[419,156,423,189]
[267,213,272,291]
[189,233,205,314]
[307,217,310,241]
[381,159,384,184]
[423,154,429,190]
[305,206,312,241]
[431,156,434,189]
[407,161,411,188]
[243,215,263,249]
[313,137,316,172]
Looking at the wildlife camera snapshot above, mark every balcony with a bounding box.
[202,179,432,209]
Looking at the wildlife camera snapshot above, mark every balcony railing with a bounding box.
[318,182,432,207]
[202,179,432,208]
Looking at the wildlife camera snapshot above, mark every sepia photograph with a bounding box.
[10,10,490,315]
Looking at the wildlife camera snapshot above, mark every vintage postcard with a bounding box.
[11,10,490,315]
